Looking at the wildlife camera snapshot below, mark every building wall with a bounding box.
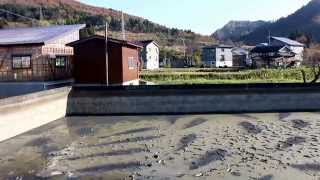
[215,48,233,67]
[143,43,159,70]
[201,48,216,66]
[233,55,247,67]
[122,46,139,83]
[72,39,107,84]
[108,42,123,85]
[0,45,72,82]
[49,31,80,46]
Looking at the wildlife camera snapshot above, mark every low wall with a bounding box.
[0,87,71,142]
[67,84,320,115]
[0,80,73,99]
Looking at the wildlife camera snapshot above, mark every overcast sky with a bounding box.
[80,0,311,35]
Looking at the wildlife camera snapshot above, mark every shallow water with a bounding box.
[0,113,320,180]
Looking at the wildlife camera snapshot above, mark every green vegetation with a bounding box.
[140,68,318,85]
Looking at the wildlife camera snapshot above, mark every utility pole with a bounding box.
[182,38,186,58]
[121,11,126,40]
[39,5,43,21]
[268,30,271,45]
[105,22,109,86]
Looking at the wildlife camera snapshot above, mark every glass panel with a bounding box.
[12,56,31,69]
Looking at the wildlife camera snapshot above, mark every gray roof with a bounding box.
[271,36,305,47]
[0,24,86,46]
[232,47,248,56]
[203,44,233,49]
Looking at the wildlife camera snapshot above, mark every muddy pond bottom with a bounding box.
[1,113,320,180]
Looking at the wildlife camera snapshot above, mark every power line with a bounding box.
[0,8,40,24]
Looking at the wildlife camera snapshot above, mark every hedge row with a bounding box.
[140,68,315,82]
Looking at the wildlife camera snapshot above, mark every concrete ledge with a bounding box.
[67,84,320,115]
[0,87,71,142]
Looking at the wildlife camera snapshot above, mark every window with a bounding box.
[55,56,66,68]
[221,55,225,61]
[128,57,135,70]
[221,48,225,52]
[12,55,31,69]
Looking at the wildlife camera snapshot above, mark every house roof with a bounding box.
[271,36,305,47]
[232,47,248,56]
[136,40,159,47]
[0,24,86,46]
[251,45,296,57]
[203,44,233,49]
[251,46,284,53]
[68,35,142,48]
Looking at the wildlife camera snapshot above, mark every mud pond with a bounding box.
[1,113,320,180]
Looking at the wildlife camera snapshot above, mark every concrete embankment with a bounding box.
[67,84,320,115]
[0,87,70,142]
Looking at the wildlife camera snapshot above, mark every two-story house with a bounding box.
[270,36,305,66]
[138,40,159,70]
[201,45,233,67]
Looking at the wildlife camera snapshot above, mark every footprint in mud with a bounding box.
[279,113,291,121]
[190,149,227,170]
[68,148,146,161]
[259,175,274,180]
[176,134,197,151]
[100,127,157,139]
[277,136,306,149]
[234,114,258,120]
[88,135,165,148]
[291,163,320,172]
[239,122,262,134]
[291,119,310,129]
[183,118,207,129]
[78,162,142,173]
[75,127,96,137]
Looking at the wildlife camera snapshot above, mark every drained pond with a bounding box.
[1,113,320,180]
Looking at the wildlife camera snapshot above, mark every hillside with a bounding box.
[212,20,269,42]
[0,0,215,57]
[241,0,320,45]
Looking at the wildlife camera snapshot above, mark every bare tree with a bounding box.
[301,64,320,84]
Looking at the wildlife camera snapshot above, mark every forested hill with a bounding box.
[241,0,320,45]
[0,0,215,55]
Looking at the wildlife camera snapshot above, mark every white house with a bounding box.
[270,36,305,65]
[201,45,233,67]
[138,40,160,70]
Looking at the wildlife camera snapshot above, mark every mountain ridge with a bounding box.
[241,0,320,44]
[212,20,269,42]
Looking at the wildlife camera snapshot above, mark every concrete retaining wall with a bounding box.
[67,84,320,115]
[0,87,70,142]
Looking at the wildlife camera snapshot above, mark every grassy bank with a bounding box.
[140,68,317,85]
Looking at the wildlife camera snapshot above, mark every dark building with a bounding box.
[0,24,85,82]
[250,46,296,68]
[68,35,141,85]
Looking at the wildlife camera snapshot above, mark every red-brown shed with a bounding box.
[68,35,141,85]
